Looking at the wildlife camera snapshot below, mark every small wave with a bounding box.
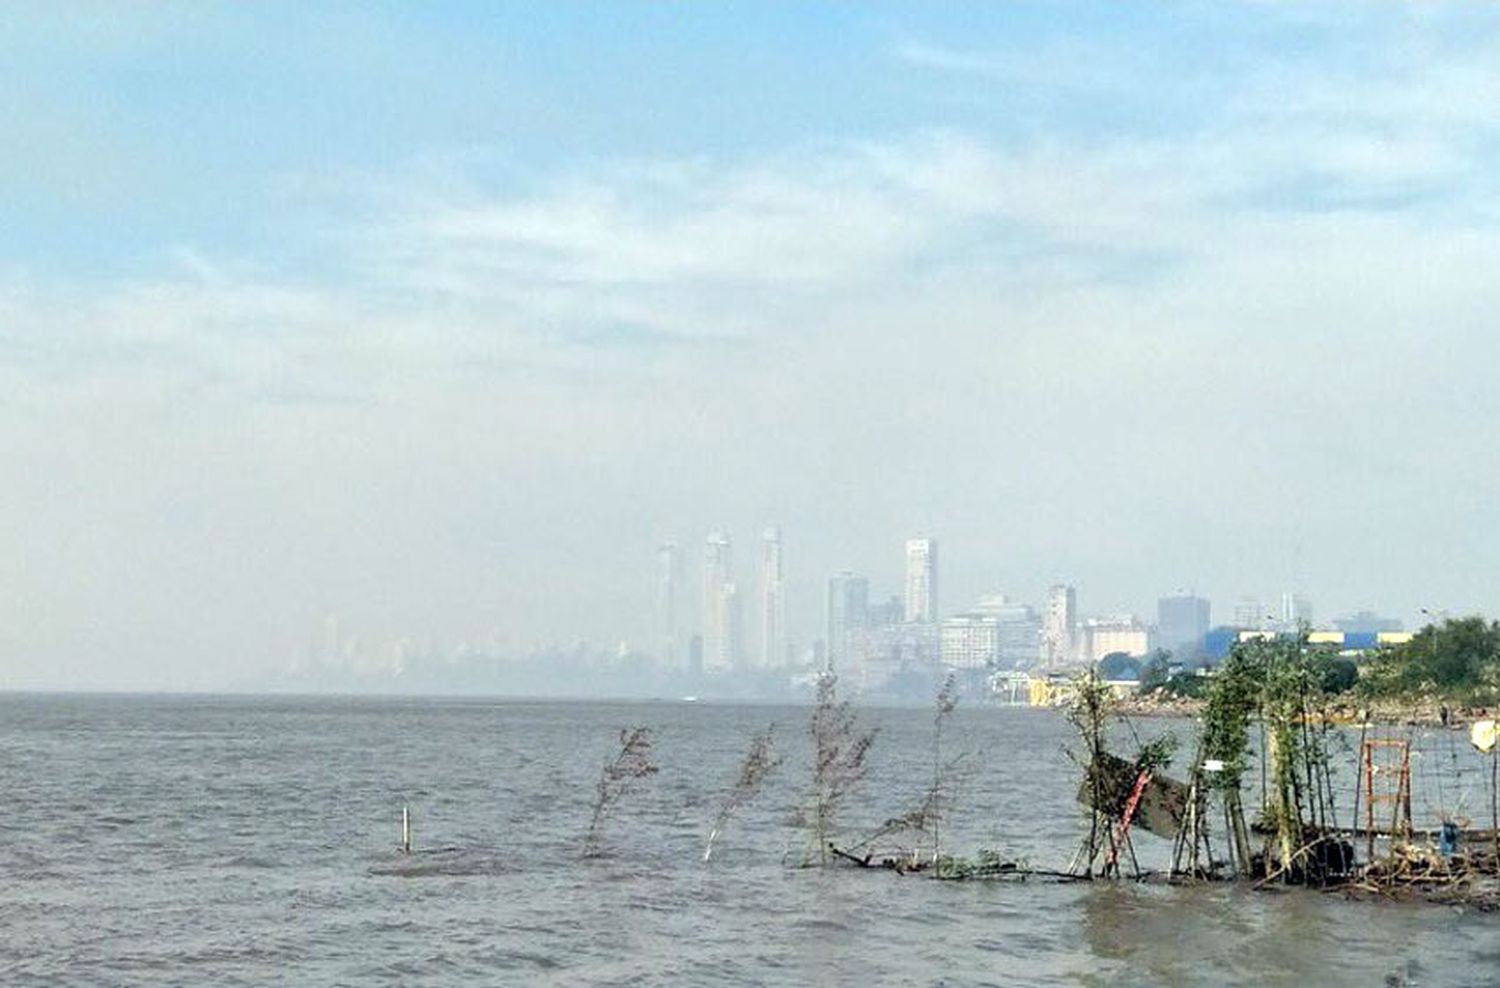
[221,854,280,869]
[96,815,139,826]
[476,949,563,972]
[367,847,511,877]
[791,916,853,934]
[6,867,67,882]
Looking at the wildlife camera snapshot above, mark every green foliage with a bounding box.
[1198,634,1345,879]
[1200,646,1260,793]
[1255,641,1323,845]
[1162,672,1209,699]
[1359,616,1500,701]
[1066,671,1115,751]
[1098,651,1142,681]
[1133,733,1179,774]
[1137,650,1173,693]
[1310,652,1358,694]
[1065,669,1114,871]
[935,848,1024,880]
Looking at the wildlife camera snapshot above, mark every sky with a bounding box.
[4,3,1500,689]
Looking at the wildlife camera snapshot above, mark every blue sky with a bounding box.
[4,4,1500,687]
[13,3,1487,270]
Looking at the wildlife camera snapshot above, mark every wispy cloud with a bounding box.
[892,39,1141,93]
[5,10,1496,411]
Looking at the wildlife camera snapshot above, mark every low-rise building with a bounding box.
[1081,615,1152,662]
[940,613,1000,670]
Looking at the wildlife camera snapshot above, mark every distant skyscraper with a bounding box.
[655,542,681,668]
[1280,592,1313,631]
[1042,584,1077,669]
[1157,593,1211,660]
[702,531,734,673]
[904,538,938,623]
[1233,598,1263,631]
[826,571,869,671]
[758,527,784,669]
[721,581,743,670]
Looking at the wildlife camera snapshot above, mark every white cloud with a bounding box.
[891,39,1145,94]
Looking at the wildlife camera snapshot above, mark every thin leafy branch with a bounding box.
[932,673,960,864]
[704,724,784,861]
[804,673,878,866]
[840,674,975,871]
[583,726,659,857]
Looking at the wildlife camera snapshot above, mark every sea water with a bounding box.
[1,695,1493,986]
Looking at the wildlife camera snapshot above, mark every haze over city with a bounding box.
[6,4,1500,691]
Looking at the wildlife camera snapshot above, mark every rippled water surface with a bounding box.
[1,695,1494,986]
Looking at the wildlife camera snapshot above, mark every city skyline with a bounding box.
[278,521,1430,698]
[642,526,1411,674]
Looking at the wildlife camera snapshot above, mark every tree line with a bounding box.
[1140,616,1500,706]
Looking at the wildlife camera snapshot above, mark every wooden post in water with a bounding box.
[1362,741,1375,864]
[1187,777,1200,878]
[1228,790,1253,877]
[1351,719,1368,869]
[1491,748,1498,870]
[1222,798,1237,876]
[401,804,412,855]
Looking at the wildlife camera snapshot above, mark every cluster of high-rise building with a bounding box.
[656,527,789,674]
[828,539,943,691]
[654,531,945,680]
[651,531,1406,691]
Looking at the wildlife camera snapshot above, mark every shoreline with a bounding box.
[1116,692,1495,728]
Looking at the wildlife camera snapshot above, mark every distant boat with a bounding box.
[681,695,700,703]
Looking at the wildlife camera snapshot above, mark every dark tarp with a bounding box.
[1076,750,1199,839]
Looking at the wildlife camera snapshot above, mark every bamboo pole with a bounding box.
[1236,793,1254,877]
[1222,797,1237,875]
[1401,745,1413,842]
[1362,741,1376,864]
[1086,711,1102,877]
[1188,777,1200,877]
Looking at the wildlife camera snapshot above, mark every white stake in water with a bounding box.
[401,804,412,854]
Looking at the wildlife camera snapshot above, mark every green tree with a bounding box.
[1198,634,1342,880]
[1137,649,1173,693]
[1098,651,1142,681]
[1309,651,1358,694]
[1361,616,1500,700]
[1163,671,1209,698]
